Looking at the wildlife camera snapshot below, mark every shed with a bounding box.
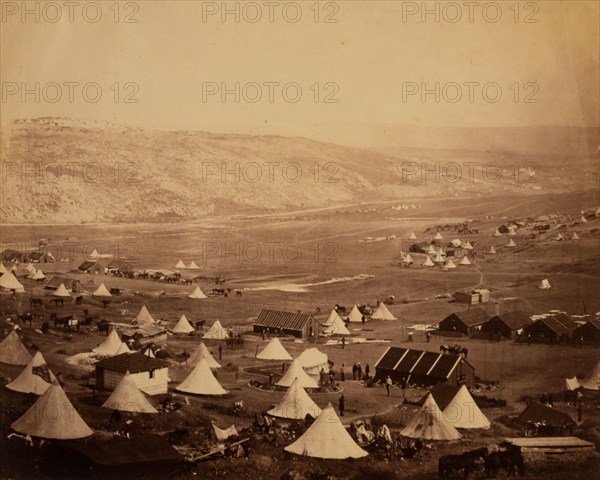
[523,314,577,344]
[482,310,534,339]
[78,260,105,275]
[45,276,83,293]
[438,308,490,336]
[516,401,576,436]
[40,434,183,478]
[253,309,319,339]
[107,260,134,274]
[454,289,490,305]
[95,352,168,395]
[374,347,475,388]
[573,319,600,345]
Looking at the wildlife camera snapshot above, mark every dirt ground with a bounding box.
[1,191,599,479]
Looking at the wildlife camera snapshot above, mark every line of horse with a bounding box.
[439,444,525,479]
[440,344,469,358]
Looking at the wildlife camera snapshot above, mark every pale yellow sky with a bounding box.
[1,0,598,143]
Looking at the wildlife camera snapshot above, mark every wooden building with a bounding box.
[374,347,475,388]
[253,309,319,339]
[482,310,534,339]
[438,308,490,337]
[523,313,577,344]
[78,260,105,275]
[95,352,168,395]
[572,319,600,345]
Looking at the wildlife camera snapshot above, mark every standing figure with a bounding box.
[338,394,345,416]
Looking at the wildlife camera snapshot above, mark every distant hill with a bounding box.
[1,118,597,224]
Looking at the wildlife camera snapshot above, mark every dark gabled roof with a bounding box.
[107,260,132,269]
[444,308,489,327]
[517,401,576,428]
[78,260,102,271]
[57,434,182,467]
[529,314,577,334]
[575,318,600,332]
[254,309,314,331]
[375,347,472,379]
[419,382,461,411]
[45,276,76,288]
[489,310,533,330]
[95,352,167,374]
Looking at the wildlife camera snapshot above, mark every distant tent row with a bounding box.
[175,260,199,270]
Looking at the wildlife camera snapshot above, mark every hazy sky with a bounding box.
[2,0,598,144]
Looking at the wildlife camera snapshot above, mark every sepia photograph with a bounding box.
[0,1,599,479]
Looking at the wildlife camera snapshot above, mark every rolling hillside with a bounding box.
[1,118,596,223]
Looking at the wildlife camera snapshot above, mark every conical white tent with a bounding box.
[323,309,344,327]
[88,248,100,259]
[53,283,71,297]
[426,245,437,255]
[31,269,46,280]
[256,338,293,361]
[488,246,497,254]
[506,239,517,247]
[507,227,518,236]
[434,252,445,263]
[538,279,551,290]
[444,259,457,269]
[93,328,127,356]
[102,371,158,413]
[188,286,207,299]
[25,263,36,273]
[459,256,472,266]
[142,345,156,358]
[403,253,414,264]
[564,377,580,390]
[434,232,443,240]
[578,361,599,390]
[348,305,363,323]
[571,232,580,240]
[423,256,435,267]
[284,403,368,459]
[115,342,131,355]
[92,283,112,297]
[0,271,25,293]
[175,260,186,269]
[371,302,396,320]
[176,357,227,396]
[187,261,199,269]
[268,378,322,420]
[493,229,502,237]
[400,394,461,440]
[173,314,195,334]
[6,351,57,395]
[450,239,462,248]
[188,341,221,368]
[408,232,417,240]
[203,320,228,340]
[0,331,32,365]
[556,233,564,241]
[579,215,588,223]
[463,242,473,250]
[11,383,94,439]
[133,305,155,325]
[442,385,490,429]
[323,315,351,336]
[297,348,329,375]
[277,359,319,389]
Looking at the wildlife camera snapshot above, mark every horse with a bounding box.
[438,446,488,479]
[52,314,73,329]
[41,322,49,333]
[485,446,525,478]
[236,290,243,297]
[101,299,111,308]
[29,298,43,307]
[97,320,110,335]
[459,347,469,358]
[195,320,205,331]
[49,298,64,307]
[75,295,83,305]
[17,313,33,326]
[335,304,346,314]
[440,345,449,354]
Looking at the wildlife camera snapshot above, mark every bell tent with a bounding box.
[284,403,368,459]
[0,331,32,365]
[188,286,207,299]
[53,283,71,297]
[176,357,227,396]
[268,378,322,420]
[187,341,221,368]
[442,385,490,429]
[102,371,158,413]
[277,359,319,389]
[256,338,293,361]
[400,394,461,441]
[203,320,228,340]
[11,383,93,439]
[371,302,397,321]
[173,314,195,334]
[0,271,25,293]
[92,283,112,297]
[348,305,364,323]
[6,351,57,395]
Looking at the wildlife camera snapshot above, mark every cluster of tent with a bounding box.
[175,260,199,270]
